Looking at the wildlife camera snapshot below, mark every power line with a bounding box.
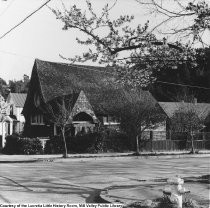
[156,80,210,90]
[63,63,210,90]
[0,0,52,40]
[0,49,209,91]
[0,49,35,59]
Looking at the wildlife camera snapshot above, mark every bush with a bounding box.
[18,138,43,155]
[45,130,131,154]
[44,133,98,154]
[69,133,99,153]
[3,135,43,155]
[44,136,65,154]
[2,135,20,154]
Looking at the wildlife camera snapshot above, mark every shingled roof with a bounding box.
[158,102,210,120]
[7,93,27,108]
[23,59,156,115]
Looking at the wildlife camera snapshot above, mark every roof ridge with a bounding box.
[35,58,108,69]
[35,58,114,75]
[35,60,47,103]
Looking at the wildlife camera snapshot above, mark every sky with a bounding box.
[0,0,209,83]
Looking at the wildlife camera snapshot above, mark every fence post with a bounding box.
[150,131,153,152]
[169,130,172,140]
[169,130,172,151]
[202,132,206,149]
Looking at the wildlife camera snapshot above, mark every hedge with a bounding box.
[3,135,43,155]
[45,130,131,154]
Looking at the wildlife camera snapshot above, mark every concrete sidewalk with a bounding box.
[0,150,210,163]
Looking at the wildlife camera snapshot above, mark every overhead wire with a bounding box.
[156,80,210,90]
[0,48,209,91]
[63,63,210,91]
[0,0,52,40]
[0,49,35,59]
[0,0,209,91]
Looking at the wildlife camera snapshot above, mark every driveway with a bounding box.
[0,156,209,203]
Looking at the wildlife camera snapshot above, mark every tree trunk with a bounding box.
[136,135,140,155]
[150,131,153,152]
[190,131,195,154]
[61,127,68,158]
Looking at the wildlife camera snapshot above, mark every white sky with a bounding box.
[0,0,209,82]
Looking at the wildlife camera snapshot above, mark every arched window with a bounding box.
[73,112,94,123]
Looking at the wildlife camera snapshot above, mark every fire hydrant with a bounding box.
[163,176,190,208]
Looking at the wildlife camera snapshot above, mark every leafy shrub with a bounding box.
[98,129,131,152]
[3,135,43,155]
[2,135,20,154]
[18,138,43,155]
[69,133,99,153]
[44,136,65,154]
[45,130,131,154]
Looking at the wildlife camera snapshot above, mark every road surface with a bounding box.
[0,156,209,203]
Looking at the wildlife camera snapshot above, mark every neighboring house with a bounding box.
[6,93,27,134]
[22,59,158,139]
[158,101,210,133]
[0,94,13,147]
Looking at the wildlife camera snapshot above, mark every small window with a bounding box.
[31,114,44,125]
[103,116,108,124]
[34,93,40,107]
[103,115,120,125]
[108,116,113,123]
[10,105,13,115]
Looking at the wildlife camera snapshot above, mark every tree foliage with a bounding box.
[0,75,30,98]
[150,47,210,102]
[171,108,204,133]
[111,90,166,153]
[42,94,77,158]
[8,74,30,93]
[136,0,210,46]
[0,94,10,122]
[0,77,9,98]
[51,1,198,88]
[170,100,205,153]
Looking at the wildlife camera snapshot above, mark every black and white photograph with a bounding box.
[0,0,209,207]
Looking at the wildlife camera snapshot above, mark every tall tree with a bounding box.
[150,47,210,102]
[171,101,205,154]
[42,94,77,158]
[51,1,197,88]
[9,74,30,93]
[111,90,165,154]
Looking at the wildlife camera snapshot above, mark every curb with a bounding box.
[0,159,39,163]
[100,190,116,204]
[0,153,209,163]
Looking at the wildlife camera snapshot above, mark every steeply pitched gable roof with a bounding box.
[71,90,97,119]
[7,93,27,108]
[159,102,210,119]
[34,59,121,102]
[23,59,156,115]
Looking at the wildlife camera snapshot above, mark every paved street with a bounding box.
[0,156,209,204]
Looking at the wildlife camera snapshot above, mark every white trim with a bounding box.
[104,122,120,125]
[31,114,44,125]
